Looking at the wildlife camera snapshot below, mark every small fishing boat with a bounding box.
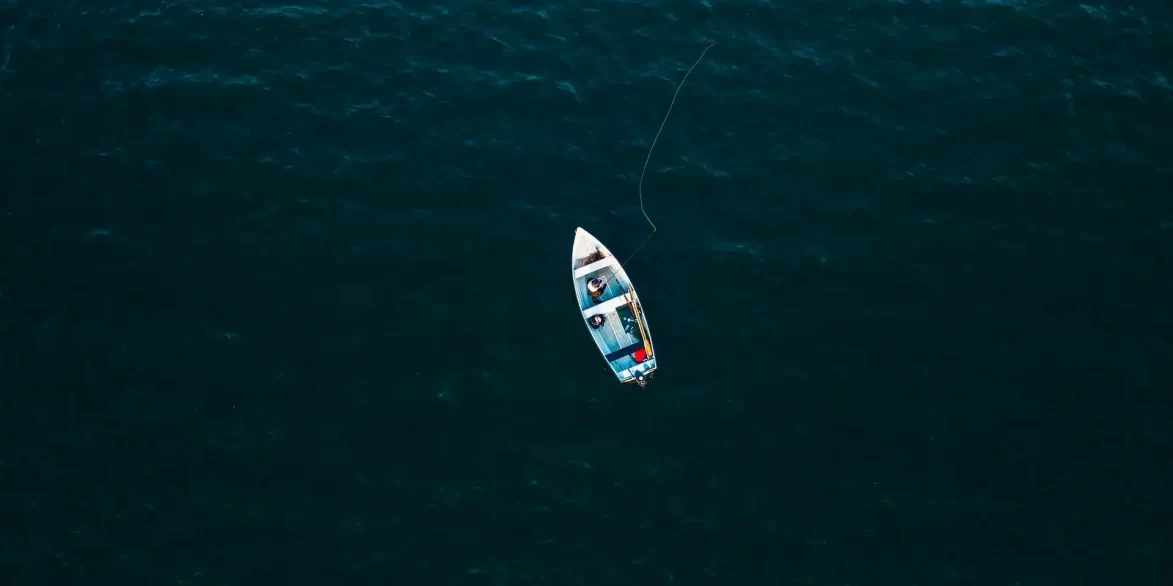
[571,227,657,387]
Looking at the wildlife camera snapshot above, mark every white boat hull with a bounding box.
[571,228,657,386]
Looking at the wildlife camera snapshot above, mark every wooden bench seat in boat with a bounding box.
[581,294,630,319]
[573,255,618,279]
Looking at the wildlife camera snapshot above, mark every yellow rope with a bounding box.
[636,42,717,235]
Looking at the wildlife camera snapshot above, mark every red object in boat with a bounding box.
[633,348,647,363]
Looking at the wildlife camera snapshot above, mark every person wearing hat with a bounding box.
[587,276,608,303]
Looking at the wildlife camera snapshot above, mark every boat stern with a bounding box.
[618,358,657,387]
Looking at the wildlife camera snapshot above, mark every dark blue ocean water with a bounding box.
[1,1,1171,584]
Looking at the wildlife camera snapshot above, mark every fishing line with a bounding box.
[576,43,717,355]
[584,42,718,297]
[623,41,716,266]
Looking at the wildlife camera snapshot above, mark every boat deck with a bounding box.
[575,258,645,376]
[586,303,642,374]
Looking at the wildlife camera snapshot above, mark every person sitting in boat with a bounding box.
[588,314,605,329]
[587,276,608,303]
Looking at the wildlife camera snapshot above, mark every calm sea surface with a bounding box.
[1,1,1170,584]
